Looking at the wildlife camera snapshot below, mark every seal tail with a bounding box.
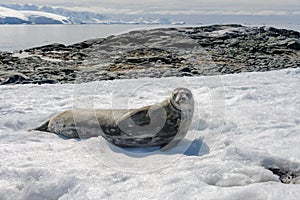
[28,120,50,132]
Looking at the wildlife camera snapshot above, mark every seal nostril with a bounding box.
[180,97,187,102]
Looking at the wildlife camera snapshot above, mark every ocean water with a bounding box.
[0,24,299,52]
[0,24,183,52]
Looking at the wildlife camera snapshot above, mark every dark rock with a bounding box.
[36,79,58,84]
[1,24,299,85]
[268,167,299,184]
[181,72,193,77]
[266,27,300,38]
[0,52,13,60]
[61,68,75,75]
[287,41,300,50]
[191,70,200,74]
[1,73,29,85]
[25,43,67,52]
[71,52,87,60]
[178,66,192,73]
[68,38,105,49]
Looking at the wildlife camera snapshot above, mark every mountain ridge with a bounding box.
[0,4,185,25]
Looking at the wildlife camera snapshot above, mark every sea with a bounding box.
[0,24,184,52]
[0,24,299,52]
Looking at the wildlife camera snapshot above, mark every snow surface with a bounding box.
[0,6,27,20]
[20,11,71,24]
[0,5,184,25]
[0,6,71,24]
[12,52,63,63]
[1,68,300,199]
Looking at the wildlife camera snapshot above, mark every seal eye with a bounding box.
[172,91,178,99]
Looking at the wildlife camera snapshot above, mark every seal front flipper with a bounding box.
[117,108,150,125]
[29,119,50,132]
[116,108,152,137]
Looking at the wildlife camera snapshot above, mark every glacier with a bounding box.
[0,4,185,25]
[0,6,71,24]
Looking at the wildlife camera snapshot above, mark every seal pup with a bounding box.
[31,88,194,150]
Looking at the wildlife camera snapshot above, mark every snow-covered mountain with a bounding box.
[0,6,72,24]
[0,6,28,24]
[126,17,185,25]
[20,11,71,24]
[4,4,107,24]
[0,4,185,25]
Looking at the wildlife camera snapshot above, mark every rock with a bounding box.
[191,70,200,75]
[287,41,300,50]
[228,39,239,47]
[266,27,300,38]
[70,52,87,60]
[1,24,299,85]
[162,70,174,77]
[0,52,13,61]
[1,73,29,85]
[178,66,192,73]
[25,43,67,52]
[38,79,58,84]
[268,167,300,184]
[181,72,193,76]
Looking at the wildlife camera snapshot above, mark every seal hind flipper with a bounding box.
[29,120,50,132]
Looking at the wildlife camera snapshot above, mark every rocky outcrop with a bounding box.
[0,24,299,85]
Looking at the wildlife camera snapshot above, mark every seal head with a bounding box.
[170,87,193,111]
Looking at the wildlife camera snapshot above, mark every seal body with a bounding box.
[32,88,194,149]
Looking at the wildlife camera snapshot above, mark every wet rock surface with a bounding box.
[0,24,299,85]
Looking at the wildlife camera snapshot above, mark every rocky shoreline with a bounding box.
[0,24,299,85]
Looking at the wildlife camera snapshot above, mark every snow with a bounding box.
[0,4,184,25]
[0,6,71,24]
[0,6,27,20]
[207,27,243,37]
[1,68,300,199]
[20,11,71,24]
[12,52,63,62]
[126,17,185,25]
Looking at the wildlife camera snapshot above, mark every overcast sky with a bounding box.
[1,0,300,15]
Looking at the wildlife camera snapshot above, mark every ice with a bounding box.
[207,27,242,37]
[20,11,71,24]
[0,6,27,20]
[0,6,71,24]
[0,68,300,199]
[12,52,64,63]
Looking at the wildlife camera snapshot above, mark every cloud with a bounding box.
[1,0,299,16]
[292,11,300,15]
[69,6,133,14]
[148,9,295,16]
